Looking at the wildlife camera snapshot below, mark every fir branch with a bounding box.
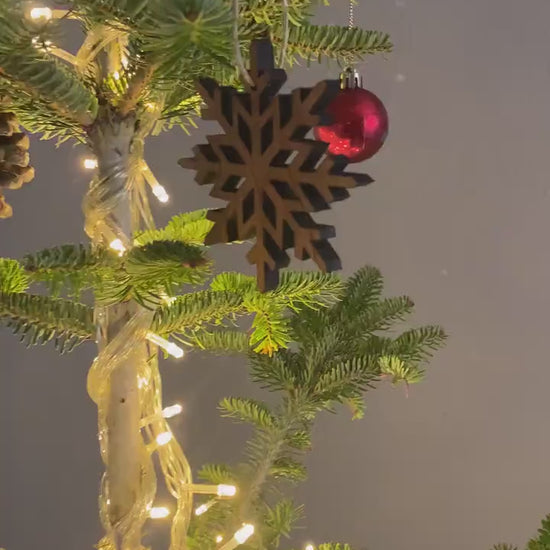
[338,265,384,315]
[198,463,235,485]
[528,515,550,550]
[133,210,214,246]
[141,0,234,86]
[193,265,446,548]
[153,290,244,334]
[0,292,94,352]
[155,92,202,135]
[220,397,277,430]
[272,271,342,310]
[313,355,379,402]
[0,77,85,143]
[279,24,392,65]
[22,243,118,297]
[269,456,307,482]
[23,243,113,273]
[263,499,304,546]
[125,240,210,295]
[0,259,29,294]
[0,4,97,125]
[355,295,414,333]
[390,326,447,364]
[188,328,250,353]
[67,0,149,27]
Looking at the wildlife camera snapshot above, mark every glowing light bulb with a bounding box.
[109,239,126,256]
[195,502,212,516]
[190,483,238,496]
[83,157,98,169]
[30,6,52,19]
[155,431,173,446]
[149,506,170,519]
[216,535,224,543]
[219,524,255,550]
[166,342,184,358]
[217,484,237,497]
[162,404,183,418]
[234,524,254,544]
[113,71,120,80]
[152,184,169,203]
[305,545,315,550]
[146,332,185,359]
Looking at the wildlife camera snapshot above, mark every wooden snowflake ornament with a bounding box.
[179,39,374,291]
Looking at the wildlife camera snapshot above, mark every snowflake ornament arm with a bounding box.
[179,39,374,291]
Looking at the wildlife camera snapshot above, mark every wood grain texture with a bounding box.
[180,39,374,291]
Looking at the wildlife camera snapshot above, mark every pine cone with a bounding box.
[0,112,35,218]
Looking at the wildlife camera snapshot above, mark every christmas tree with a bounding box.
[0,2,445,550]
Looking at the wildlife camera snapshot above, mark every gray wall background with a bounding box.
[1,1,549,549]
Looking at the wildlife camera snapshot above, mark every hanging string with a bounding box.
[278,0,289,66]
[348,0,355,29]
[233,0,254,86]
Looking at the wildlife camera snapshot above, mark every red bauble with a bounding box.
[314,86,389,163]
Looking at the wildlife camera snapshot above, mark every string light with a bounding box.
[149,506,170,519]
[146,332,184,359]
[140,403,183,428]
[28,6,68,19]
[190,484,237,497]
[155,431,173,446]
[141,160,170,204]
[162,403,183,418]
[30,6,52,19]
[83,157,98,169]
[109,238,126,256]
[217,484,237,497]
[152,184,170,203]
[234,525,254,543]
[220,524,255,550]
[216,535,224,543]
[305,544,315,550]
[31,36,52,50]
[194,501,214,516]
[113,71,120,80]
[146,431,173,453]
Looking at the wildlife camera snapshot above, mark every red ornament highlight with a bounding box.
[314,86,389,163]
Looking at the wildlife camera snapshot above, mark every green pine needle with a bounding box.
[0,259,29,294]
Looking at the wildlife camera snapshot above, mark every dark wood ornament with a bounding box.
[179,39,374,291]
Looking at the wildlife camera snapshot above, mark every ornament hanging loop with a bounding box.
[342,1,360,88]
[348,0,355,29]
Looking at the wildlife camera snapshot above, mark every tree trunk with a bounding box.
[86,106,146,547]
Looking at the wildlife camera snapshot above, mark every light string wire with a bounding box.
[79,29,193,550]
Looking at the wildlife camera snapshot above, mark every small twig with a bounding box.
[278,0,289,67]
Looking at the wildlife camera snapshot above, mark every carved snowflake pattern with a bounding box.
[179,39,374,291]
